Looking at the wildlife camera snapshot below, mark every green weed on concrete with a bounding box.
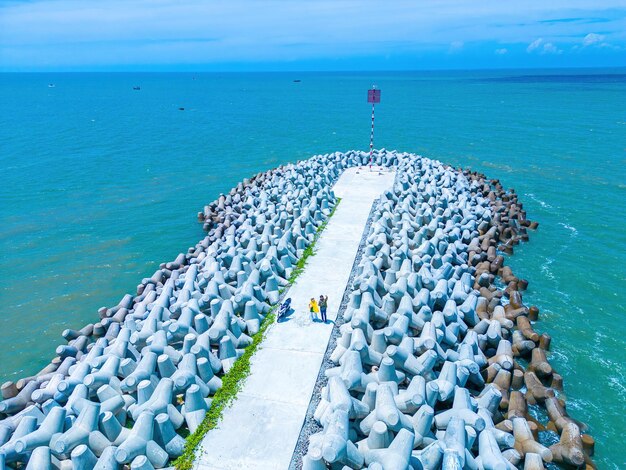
[174,311,276,470]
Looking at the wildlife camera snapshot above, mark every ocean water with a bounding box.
[0,70,624,468]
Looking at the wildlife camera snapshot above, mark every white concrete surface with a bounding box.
[195,167,396,470]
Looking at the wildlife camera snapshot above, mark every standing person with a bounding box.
[309,297,319,321]
[319,295,328,323]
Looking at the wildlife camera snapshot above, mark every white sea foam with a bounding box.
[558,222,579,236]
[608,376,626,399]
[588,280,602,290]
[594,330,609,342]
[538,221,579,285]
[549,349,570,364]
[565,397,585,412]
[540,257,556,281]
[554,287,572,300]
[525,192,554,209]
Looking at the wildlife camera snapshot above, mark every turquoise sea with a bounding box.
[0,70,624,468]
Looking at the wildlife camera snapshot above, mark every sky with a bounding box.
[0,0,625,71]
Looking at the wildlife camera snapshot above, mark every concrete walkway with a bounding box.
[195,167,396,470]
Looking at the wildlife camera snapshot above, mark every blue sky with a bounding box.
[0,0,625,71]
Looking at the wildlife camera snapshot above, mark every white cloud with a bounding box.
[541,42,562,54]
[599,42,621,51]
[583,33,605,46]
[495,48,508,55]
[527,38,562,54]
[527,38,543,52]
[448,41,464,53]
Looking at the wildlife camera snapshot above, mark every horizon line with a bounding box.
[2,65,625,74]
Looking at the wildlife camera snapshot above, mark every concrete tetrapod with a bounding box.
[309,409,363,469]
[115,411,168,467]
[549,421,585,467]
[359,382,413,435]
[363,428,414,470]
[71,444,99,470]
[25,445,53,470]
[93,445,119,470]
[181,384,210,433]
[477,429,515,470]
[50,401,100,456]
[0,415,38,463]
[14,406,66,454]
[154,413,186,459]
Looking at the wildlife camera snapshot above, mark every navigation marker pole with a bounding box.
[367,86,381,171]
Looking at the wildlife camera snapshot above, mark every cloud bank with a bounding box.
[0,0,625,70]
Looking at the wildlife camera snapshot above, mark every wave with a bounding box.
[608,376,626,400]
[558,222,579,236]
[537,222,579,281]
[548,350,570,366]
[524,192,554,210]
[540,257,556,281]
[481,161,514,173]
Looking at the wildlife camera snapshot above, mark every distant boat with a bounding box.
[133,86,141,90]
[293,79,301,83]
[48,83,55,88]
[179,107,185,111]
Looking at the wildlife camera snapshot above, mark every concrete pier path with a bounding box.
[195,167,396,470]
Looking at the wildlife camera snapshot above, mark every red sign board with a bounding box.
[367,89,381,104]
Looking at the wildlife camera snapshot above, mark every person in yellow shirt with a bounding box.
[309,297,319,320]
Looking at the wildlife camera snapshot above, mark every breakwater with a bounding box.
[0,149,594,469]
[298,153,595,469]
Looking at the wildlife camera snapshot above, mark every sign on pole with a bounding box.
[367,89,381,104]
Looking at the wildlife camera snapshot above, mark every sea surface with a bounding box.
[0,70,624,468]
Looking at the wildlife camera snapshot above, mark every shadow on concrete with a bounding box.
[277,307,295,323]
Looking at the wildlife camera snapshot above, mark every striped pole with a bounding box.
[367,87,380,170]
[369,102,375,169]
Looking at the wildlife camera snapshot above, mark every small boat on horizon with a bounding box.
[293,79,301,83]
[133,86,141,90]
